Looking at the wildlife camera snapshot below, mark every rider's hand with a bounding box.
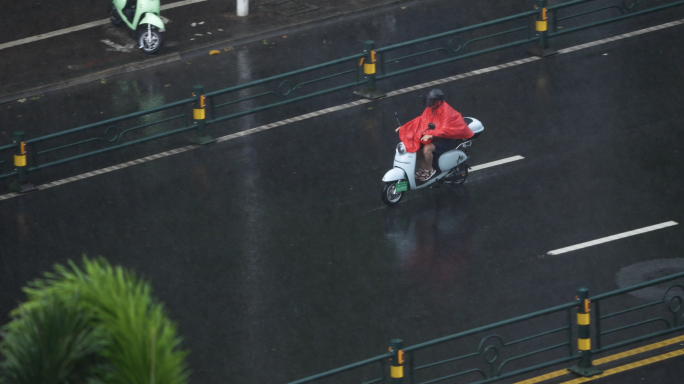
[395,126,401,132]
[421,135,433,141]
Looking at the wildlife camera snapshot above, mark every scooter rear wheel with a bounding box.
[109,5,122,26]
[382,182,404,206]
[446,163,468,186]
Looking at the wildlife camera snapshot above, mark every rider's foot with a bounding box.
[418,169,436,181]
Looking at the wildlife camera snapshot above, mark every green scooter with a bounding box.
[110,0,165,54]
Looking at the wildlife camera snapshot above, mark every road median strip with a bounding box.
[559,348,684,383]
[2,19,683,200]
[513,334,684,384]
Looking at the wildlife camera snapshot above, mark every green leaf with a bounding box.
[3,257,190,384]
[0,293,110,383]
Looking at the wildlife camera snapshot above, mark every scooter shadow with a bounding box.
[381,187,475,286]
[382,186,470,233]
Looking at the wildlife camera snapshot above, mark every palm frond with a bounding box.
[7,257,189,384]
[0,293,109,384]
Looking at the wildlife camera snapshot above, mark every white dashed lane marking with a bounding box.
[547,221,679,255]
[470,156,525,172]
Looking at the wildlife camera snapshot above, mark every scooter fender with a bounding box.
[438,150,467,171]
[140,13,165,31]
[112,0,126,10]
[382,168,408,183]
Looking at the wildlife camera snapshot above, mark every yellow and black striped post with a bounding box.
[528,0,557,57]
[192,85,215,145]
[568,288,602,377]
[9,131,36,193]
[353,40,387,100]
[390,339,404,383]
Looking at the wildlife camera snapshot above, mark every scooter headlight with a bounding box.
[396,142,406,155]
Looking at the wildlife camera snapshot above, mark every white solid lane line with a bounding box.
[0,0,207,51]
[470,156,524,172]
[547,221,679,255]
[0,20,110,51]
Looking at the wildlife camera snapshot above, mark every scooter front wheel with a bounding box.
[138,25,163,54]
[382,182,404,206]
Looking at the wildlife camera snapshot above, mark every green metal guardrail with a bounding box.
[0,99,196,192]
[287,270,684,384]
[1,0,684,191]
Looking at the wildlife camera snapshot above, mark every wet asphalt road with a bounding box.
[0,0,533,97]
[3,1,684,383]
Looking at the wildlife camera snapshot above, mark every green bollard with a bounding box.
[568,288,602,377]
[390,339,404,384]
[8,131,36,193]
[353,40,386,100]
[192,85,215,145]
[528,0,557,57]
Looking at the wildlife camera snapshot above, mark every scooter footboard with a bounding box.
[382,168,407,182]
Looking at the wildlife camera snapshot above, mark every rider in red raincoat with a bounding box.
[396,89,473,181]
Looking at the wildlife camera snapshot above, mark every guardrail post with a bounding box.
[390,339,404,383]
[568,288,602,377]
[9,131,36,193]
[354,40,386,100]
[192,85,216,145]
[528,0,557,57]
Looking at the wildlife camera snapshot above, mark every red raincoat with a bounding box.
[398,102,474,153]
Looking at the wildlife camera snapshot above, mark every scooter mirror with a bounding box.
[428,123,436,130]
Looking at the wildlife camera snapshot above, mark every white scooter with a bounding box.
[110,0,165,54]
[381,115,484,206]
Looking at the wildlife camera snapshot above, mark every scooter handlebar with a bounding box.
[420,124,435,144]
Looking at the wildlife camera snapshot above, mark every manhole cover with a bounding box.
[261,0,319,16]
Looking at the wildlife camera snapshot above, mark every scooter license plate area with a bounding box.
[394,181,408,192]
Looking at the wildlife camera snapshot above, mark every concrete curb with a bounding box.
[0,0,404,105]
